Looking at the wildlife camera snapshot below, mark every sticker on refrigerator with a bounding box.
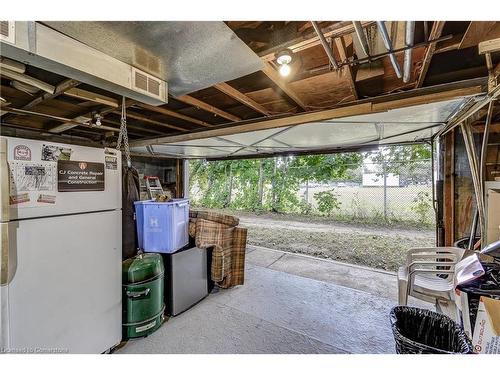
[9,193,30,205]
[105,156,118,170]
[8,161,57,207]
[37,194,56,204]
[13,145,32,161]
[41,144,72,161]
[9,161,57,193]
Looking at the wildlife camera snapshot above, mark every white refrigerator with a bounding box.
[0,136,122,354]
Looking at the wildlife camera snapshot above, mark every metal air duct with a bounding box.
[353,21,371,57]
[403,21,415,83]
[311,21,339,69]
[376,21,402,79]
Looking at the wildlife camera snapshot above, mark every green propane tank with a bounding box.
[122,253,165,339]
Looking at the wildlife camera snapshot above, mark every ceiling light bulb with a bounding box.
[276,49,293,65]
[279,64,291,77]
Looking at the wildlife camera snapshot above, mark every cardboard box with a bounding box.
[472,296,500,354]
[486,188,500,245]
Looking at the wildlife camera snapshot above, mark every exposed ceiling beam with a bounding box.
[459,21,500,49]
[416,21,446,88]
[214,82,270,115]
[130,78,484,148]
[63,87,119,108]
[122,111,187,132]
[102,118,166,136]
[175,94,241,122]
[0,68,55,94]
[50,100,136,133]
[259,21,375,61]
[0,106,118,133]
[261,62,308,110]
[334,36,358,100]
[135,102,213,128]
[434,33,463,54]
[479,37,500,55]
[0,78,79,123]
[0,57,26,73]
[22,79,80,110]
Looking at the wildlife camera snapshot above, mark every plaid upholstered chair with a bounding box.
[189,210,247,288]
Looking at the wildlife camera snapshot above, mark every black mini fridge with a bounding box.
[162,246,209,316]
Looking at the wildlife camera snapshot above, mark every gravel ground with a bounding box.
[232,211,435,272]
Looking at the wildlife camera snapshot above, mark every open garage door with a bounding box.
[129,98,469,159]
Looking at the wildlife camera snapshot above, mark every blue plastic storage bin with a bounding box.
[134,199,189,253]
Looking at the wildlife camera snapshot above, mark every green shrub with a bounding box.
[411,191,432,224]
[298,199,313,215]
[314,189,341,216]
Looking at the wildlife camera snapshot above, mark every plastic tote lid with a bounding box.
[134,199,189,206]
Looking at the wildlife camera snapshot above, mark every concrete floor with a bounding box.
[117,246,432,354]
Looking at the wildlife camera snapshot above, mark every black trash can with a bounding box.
[390,306,473,354]
[454,236,480,249]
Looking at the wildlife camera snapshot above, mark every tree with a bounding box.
[367,144,431,174]
[188,151,363,214]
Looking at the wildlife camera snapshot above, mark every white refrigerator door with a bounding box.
[2,210,121,353]
[2,136,121,220]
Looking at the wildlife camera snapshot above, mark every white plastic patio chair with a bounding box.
[397,247,465,306]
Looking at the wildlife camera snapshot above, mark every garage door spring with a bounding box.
[116,96,131,168]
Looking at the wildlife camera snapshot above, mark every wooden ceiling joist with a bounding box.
[102,118,165,136]
[434,33,463,54]
[479,37,500,55]
[0,78,79,124]
[1,69,55,94]
[214,82,271,115]
[21,79,80,110]
[135,102,213,128]
[63,87,119,108]
[50,100,136,133]
[175,94,241,122]
[261,62,308,110]
[459,22,500,50]
[334,36,358,100]
[259,21,375,61]
[416,21,446,88]
[123,111,186,132]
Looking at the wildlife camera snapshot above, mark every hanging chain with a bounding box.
[116,96,131,167]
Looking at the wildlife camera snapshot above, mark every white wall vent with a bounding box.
[0,21,15,44]
[132,67,165,101]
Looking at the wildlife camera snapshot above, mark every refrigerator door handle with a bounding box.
[0,138,9,223]
[0,223,9,286]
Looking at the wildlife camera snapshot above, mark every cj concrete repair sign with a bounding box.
[58,160,105,192]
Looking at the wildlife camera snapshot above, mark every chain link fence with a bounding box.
[297,159,435,225]
[189,157,435,227]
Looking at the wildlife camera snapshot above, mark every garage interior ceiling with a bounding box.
[42,21,264,96]
[130,98,468,159]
